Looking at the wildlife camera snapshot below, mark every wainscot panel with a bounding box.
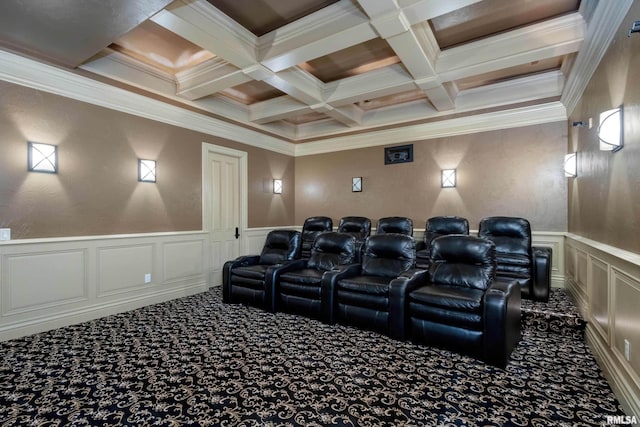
[566,234,640,420]
[0,231,208,341]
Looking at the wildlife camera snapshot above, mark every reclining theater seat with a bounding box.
[300,216,333,259]
[337,216,372,261]
[327,233,428,340]
[376,216,413,236]
[271,232,357,320]
[416,216,469,269]
[408,235,521,368]
[223,229,301,311]
[478,216,551,302]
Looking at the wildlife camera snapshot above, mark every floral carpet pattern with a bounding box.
[0,287,624,426]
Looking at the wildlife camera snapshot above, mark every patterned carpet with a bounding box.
[0,287,625,426]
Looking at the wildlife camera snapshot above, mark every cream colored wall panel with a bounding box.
[612,268,640,381]
[3,250,87,314]
[577,249,588,300]
[566,243,576,279]
[0,231,208,341]
[163,240,204,282]
[588,255,609,342]
[566,233,640,419]
[97,245,153,297]
[532,233,565,288]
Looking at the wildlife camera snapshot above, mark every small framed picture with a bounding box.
[352,177,362,192]
[384,144,413,165]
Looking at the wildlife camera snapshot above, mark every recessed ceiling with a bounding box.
[0,0,609,146]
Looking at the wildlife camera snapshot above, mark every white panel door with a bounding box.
[206,151,241,285]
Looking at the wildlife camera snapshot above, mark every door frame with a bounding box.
[201,142,248,264]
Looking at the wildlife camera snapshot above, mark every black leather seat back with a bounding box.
[307,232,357,271]
[337,216,372,239]
[301,216,333,258]
[361,234,415,278]
[429,235,496,290]
[376,216,413,236]
[259,230,301,265]
[424,216,469,248]
[478,216,531,258]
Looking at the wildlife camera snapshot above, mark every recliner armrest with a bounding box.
[222,255,261,302]
[266,259,309,313]
[321,263,362,324]
[388,269,430,340]
[532,246,552,302]
[483,279,521,368]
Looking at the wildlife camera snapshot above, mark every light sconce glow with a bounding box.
[352,177,362,192]
[138,159,157,182]
[273,179,282,194]
[28,142,57,173]
[441,169,456,188]
[598,106,623,152]
[564,153,577,178]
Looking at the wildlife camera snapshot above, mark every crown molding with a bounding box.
[561,0,633,115]
[294,102,567,156]
[0,49,295,156]
[0,50,568,159]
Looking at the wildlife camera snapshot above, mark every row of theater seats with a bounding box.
[223,215,551,368]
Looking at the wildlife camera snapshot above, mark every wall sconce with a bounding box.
[564,153,577,178]
[352,177,362,192]
[441,169,456,188]
[138,159,156,182]
[598,106,623,152]
[273,179,282,194]
[28,142,57,173]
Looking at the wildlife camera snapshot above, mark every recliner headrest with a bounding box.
[362,234,415,278]
[426,216,469,235]
[478,216,531,239]
[338,216,371,235]
[303,216,333,232]
[429,235,496,290]
[259,229,301,264]
[376,216,413,236]
[308,232,357,271]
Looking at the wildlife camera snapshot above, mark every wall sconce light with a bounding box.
[273,179,282,194]
[564,153,577,178]
[138,159,157,182]
[598,106,623,152]
[352,177,362,192]
[28,142,57,173]
[441,169,456,188]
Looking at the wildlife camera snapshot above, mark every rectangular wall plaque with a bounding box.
[384,144,413,165]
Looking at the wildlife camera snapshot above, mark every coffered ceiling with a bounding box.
[0,0,631,149]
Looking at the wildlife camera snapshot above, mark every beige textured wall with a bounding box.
[568,1,640,254]
[0,81,294,239]
[295,123,568,231]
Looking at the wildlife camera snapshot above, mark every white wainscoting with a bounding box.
[0,231,209,341]
[565,234,640,419]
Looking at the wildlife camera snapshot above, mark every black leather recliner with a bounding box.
[376,216,413,236]
[326,233,428,340]
[223,229,301,311]
[300,216,333,259]
[337,216,372,262]
[416,216,469,269]
[408,235,521,368]
[478,216,551,302]
[271,232,357,320]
